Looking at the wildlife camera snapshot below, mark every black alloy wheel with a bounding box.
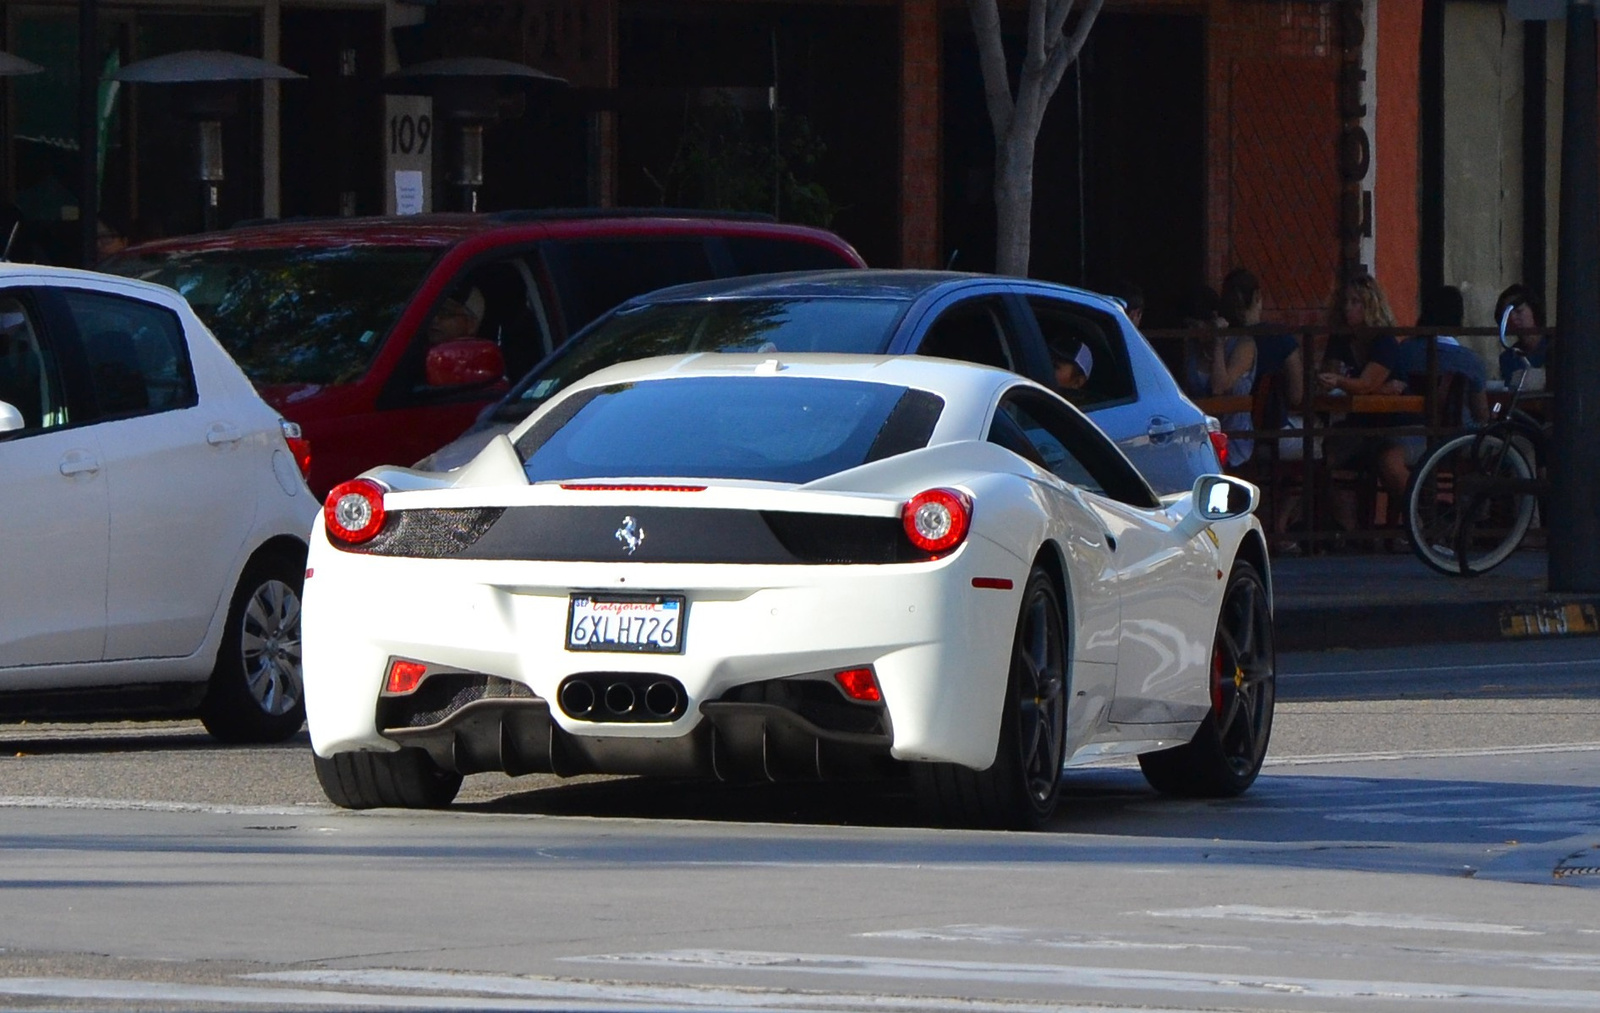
[1138,559,1274,797]
[914,566,1067,830]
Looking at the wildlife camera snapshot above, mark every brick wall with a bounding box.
[900,0,941,269]
[1207,1,1343,325]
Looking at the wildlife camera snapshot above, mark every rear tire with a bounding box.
[913,567,1067,830]
[199,551,306,744]
[314,749,463,809]
[1138,559,1274,798]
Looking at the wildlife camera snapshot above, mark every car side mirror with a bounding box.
[1173,474,1258,541]
[425,338,505,389]
[0,399,22,434]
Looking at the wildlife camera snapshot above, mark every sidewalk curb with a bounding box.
[1278,596,1600,653]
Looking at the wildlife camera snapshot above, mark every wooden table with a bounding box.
[1194,393,1425,418]
[1316,393,1423,414]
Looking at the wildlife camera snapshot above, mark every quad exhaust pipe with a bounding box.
[559,674,685,722]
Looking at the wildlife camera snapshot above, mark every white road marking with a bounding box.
[251,969,1195,1013]
[1265,742,1600,767]
[0,977,609,1010]
[859,925,1248,953]
[860,926,1600,976]
[564,950,1600,1008]
[1281,657,1600,679]
[1389,947,1600,974]
[1143,906,1541,936]
[0,795,330,816]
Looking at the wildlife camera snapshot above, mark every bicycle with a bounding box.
[1404,308,1550,576]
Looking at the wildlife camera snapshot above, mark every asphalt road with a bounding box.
[0,639,1596,1012]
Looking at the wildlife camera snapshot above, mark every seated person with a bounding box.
[1495,283,1548,388]
[426,287,485,346]
[1396,284,1489,422]
[1049,335,1094,395]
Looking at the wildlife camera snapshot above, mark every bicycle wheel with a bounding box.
[1407,432,1536,576]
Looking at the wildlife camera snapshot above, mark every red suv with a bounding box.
[102,211,865,495]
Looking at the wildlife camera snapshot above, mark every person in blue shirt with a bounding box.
[1394,285,1490,429]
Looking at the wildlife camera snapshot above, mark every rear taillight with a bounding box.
[902,487,971,555]
[280,419,311,481]
[1205,418,1229,468]
[324,479,387,545]
[1209,431,1229,468]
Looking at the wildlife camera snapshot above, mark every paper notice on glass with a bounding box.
[394,171,425,216]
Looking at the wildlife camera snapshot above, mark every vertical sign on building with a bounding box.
[1339,0,1377,280]
[385,94,433,215]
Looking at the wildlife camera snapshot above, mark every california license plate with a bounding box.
[566,594,685,654]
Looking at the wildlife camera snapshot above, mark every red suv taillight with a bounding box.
[280,419,311,481]
[902,488,972,555]
[324,479,387,545]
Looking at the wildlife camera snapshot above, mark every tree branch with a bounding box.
[1044,0,1076,44]
[967,0,1015,139]
[1025,0,1048,74]
[1041,0,1104,100]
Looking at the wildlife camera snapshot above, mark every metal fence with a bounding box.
[1142,325,1554,552]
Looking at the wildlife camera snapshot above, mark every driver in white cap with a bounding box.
[1049,335,1093,393]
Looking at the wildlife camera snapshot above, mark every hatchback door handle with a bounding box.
[206,423,243,446]
[1147,416,1177,442]
[59,450,100,477]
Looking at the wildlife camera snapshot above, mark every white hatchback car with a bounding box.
[0,265,317,741]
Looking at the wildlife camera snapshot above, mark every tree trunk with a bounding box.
[966,0,1102,279]
[994,130,1038,277]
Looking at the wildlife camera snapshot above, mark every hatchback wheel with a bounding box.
[199,552,306,744]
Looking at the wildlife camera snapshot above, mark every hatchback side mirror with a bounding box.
[1173,474,1258,541]
[426,338,505,389]
[0,399,22,434]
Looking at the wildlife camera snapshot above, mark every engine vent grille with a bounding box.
[378,673,534,729]
[349,507,505,557]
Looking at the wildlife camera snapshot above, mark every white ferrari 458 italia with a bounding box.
[303,354,1274,829]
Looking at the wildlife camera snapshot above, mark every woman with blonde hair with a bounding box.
[1316,273,1412,539]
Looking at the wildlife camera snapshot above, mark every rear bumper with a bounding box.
[302,519,1026,771]
[377,682,895,781]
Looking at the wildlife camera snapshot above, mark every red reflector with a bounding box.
[304,567,314,579]
[559,484,707,492]
[1209,431,1229,468]
[834,667,881,702]
[385,660,428,695]
[971,577,1014,590]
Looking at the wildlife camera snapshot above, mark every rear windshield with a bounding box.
[102,246,439,385]
[501,297,908,420]
[516,376,943,485]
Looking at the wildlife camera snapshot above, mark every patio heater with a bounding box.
[111,51,303,232]
[0,51,43,76]
[383,57,566,213]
